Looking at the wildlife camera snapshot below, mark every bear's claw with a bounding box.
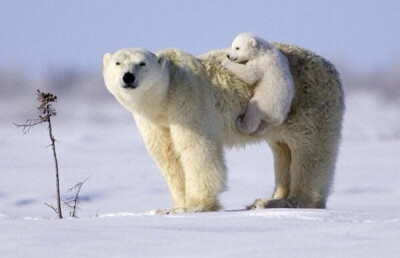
[248,198,295,209]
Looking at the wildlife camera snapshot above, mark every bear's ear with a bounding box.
[157,54,169,70]
[103,53,112,67]
[250,38,257,47]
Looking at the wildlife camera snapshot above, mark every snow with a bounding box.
[1,92,399,257]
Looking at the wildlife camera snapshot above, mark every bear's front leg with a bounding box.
[170,124,227,212]
[134,115,186,209]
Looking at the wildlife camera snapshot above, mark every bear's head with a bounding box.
[226,33,259,65]
[103,48,169,111]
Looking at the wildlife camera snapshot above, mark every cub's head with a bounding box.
[226,33,259,65]
[102,48,169,109]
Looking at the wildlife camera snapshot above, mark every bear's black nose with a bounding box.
[226,54,230,59]
[123,72,135,85]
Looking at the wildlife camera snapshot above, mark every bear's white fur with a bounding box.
[223,33,294,134]
[103,44,344,213]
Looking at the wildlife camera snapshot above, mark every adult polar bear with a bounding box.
[103,43,344,213]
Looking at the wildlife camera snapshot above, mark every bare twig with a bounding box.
[13,119,43,135]
[44,202,59,215]
[63,177,90,218]
[15,89,62,219]
[47,115,62,219]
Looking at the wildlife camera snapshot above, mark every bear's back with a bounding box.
[200,44,344,144]
[160,46,344,146]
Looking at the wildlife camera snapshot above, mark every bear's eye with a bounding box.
[115,62,120,66]
[235,47,240,50]
[139,62,146,67]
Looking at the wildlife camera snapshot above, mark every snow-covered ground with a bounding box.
[1,92,399,257]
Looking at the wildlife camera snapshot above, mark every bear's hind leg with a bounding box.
[271,142,291,199]
[277,142,336,208]
[250,140,336,209]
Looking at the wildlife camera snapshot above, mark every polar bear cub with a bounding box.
[223,32,295,134]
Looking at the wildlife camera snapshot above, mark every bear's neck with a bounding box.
[128,83,170,126]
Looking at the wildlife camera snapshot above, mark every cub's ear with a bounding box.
[250,38,257,47]
[157,53,169,70]
[103,53,112,67]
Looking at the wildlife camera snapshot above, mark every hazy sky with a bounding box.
[1,0,399,74]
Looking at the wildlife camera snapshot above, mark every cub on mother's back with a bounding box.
[223,32,295,135]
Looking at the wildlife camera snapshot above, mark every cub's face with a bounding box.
[102,48,169,104]
[227,34,257,65]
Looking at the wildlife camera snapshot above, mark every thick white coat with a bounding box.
[103,44,344,213]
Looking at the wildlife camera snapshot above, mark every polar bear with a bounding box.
[102,44,344,213]
[223,33,294,135]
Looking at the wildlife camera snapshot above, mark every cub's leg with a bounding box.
[236,99,263,134]
[170,124,227,212]
[134,115,186,209]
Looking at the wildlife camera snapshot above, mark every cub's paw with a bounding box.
[221,59,232,69]
[236,115,257,134]
[251,121,270,136]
